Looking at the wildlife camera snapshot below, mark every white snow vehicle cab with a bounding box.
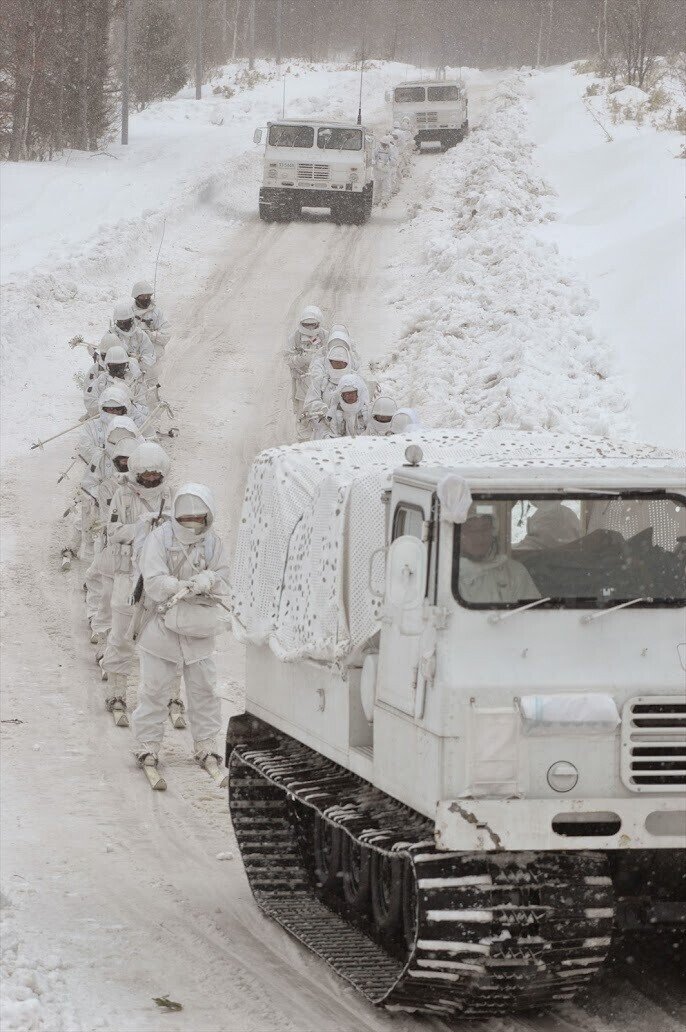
[227,429,686,1018]
[389,79,468,149]
[253,119,374,223]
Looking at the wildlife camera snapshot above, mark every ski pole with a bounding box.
[30,415,99,451]
[56,456,79,483]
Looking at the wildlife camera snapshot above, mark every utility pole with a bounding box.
[276,0,283,65]
[195,0,203,99]
[248,0,256,70]
[121,0,129,144]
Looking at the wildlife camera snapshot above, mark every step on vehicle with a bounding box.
[254,119,374,224]
[388,79,469,150]
[226,429,686,1018]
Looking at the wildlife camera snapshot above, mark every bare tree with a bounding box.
[231,0,241,61]
[535,0,545,67]
[610,0,660,87]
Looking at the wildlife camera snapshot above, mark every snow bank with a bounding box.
[373,74,630,439]
[528,65,686,451]
[1,908,81,1031]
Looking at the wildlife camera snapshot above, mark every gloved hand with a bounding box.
[189,570,216,596]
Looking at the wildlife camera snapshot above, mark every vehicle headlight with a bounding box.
[547,761,578,793]
[268,164,277,178]
[349,171,359,183]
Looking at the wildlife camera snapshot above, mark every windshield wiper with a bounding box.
[581,597,651,623]
[488,597,552,624]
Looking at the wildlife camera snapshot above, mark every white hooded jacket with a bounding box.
[137,483,230,663]
[327,373,371,438]
[112,322,156,373]
[284,305,328,399]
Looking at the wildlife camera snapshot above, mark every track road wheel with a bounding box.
[341,834,371,915]
[313,813,341,896]
[370,849,405,942]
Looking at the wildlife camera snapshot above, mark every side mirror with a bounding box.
[253,128,263,145]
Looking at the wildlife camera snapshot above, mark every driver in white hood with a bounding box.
[101,442,173,719]
[457,504,540,604]
[284,304,328,412]
[132,483,230,774]
[327,372,370,438]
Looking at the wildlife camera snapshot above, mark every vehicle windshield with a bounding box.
[268,124,314,148]
[452,494,686,609]
[427,85,461,101]
[394,86,425,103]
[317,127,363,151]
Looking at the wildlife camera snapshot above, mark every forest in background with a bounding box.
[1,0,684,160]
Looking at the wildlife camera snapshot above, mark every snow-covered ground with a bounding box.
[1,60,685,1032]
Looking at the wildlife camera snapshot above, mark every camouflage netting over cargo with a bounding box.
[229,429,683,664]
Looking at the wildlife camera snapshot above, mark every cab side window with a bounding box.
[393,504,423,540]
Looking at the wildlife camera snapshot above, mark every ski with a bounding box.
[141,759,166,791]
[168,701,186,729]
[111,704,129,728]
[202,754,228,788]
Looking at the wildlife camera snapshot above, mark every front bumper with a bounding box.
[435,795,686,851]
[260,185,364,207]
[415,127,461,142]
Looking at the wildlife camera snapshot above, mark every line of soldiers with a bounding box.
[284,304,422,441]
[56,280,230,782]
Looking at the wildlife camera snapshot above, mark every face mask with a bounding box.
[135,296,152,310]
[176,518,205,536]
[137,472,163,489]
[116,320,134,333]
[108,364,127,379]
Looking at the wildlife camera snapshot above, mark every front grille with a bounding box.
[621,697,686,792]
[416,111,439,127]
[297,163,330,181]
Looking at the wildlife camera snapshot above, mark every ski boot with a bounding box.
[61,548,75,572]
[195,741,228,788]
[136,747,166,791]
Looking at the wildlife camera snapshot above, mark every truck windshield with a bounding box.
[394,87,425,103]
[268,124,314,148]
[317,127,363,151]
[427,85,461,101]
[452,494,686,609]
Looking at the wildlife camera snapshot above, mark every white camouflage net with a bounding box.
[229,429,683,664]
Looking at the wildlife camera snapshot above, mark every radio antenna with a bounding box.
[282,73,286,118]
[357,15,366,124]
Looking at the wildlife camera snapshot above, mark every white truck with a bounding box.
[253,118,374,224]
[389,79,469,150]
[227,428,686,1017]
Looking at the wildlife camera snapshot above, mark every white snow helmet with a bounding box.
[105,416,140,452]
[113,299,134,323]
[99,384,130,414]
[105,345,129,367]
[390,407,421,434]
[99,330,120,357]
[371,396,397,423]
[327,324,351,346]
[131,279,154,300]
[111,437,138,470]
[173,483,216,541]
[337,373,365,412]
[326,344,351,382]
[128,441,170,480]
[299,304,323,330]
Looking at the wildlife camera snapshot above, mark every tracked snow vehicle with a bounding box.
[227,429,686,1017]
[253,119,374,223]
[388,79,469,150]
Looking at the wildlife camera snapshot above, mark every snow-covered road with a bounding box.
[2,66,685,1032]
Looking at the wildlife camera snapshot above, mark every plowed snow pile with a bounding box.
[375,75,630,438]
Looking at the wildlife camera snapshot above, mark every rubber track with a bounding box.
[228,722,615,1016]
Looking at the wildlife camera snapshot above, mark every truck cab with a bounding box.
[390,79,468,150]
[253,118,374,223]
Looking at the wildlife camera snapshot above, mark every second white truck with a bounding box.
[390,78,469,150]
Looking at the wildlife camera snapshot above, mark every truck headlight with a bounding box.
[268,164,277,179]
[547,761,578,793]
[349,171,359,183]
